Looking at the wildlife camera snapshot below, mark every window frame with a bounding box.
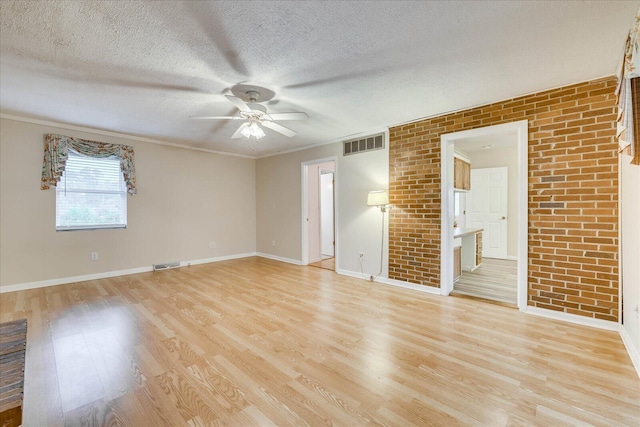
[55,151,128,232]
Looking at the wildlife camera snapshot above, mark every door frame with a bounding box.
[301,157,338,268]
[440,120,528,310]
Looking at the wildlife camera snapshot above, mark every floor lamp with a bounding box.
[367,190,390,281]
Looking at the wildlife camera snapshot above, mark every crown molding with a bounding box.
[0,113,256,159]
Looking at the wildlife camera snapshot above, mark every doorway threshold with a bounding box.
[449,291,517,309]
[309,257,335,271]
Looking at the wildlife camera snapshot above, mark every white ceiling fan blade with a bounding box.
[262,120,296,137]
[231,122,250,139]
[264,112,309,121]
[189,116,242,120]
[225,95,252,113]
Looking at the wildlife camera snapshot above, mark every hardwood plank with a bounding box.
[154,369,225,426]
[309,257,335,271]
[0,405,22,427]
[0,256,637,425]
[187,360,249,415]
[212,354,310,425]
[235,404,277,427]
[132,381,191,426]
[454,257,517,304]
[23,339,64,426]
[83,328,145,400]
[52,333,106,412]
[62,398,124,427]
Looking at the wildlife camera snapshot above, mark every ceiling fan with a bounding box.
[191,86,308,139]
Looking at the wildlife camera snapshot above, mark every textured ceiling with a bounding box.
[1,1,638,158]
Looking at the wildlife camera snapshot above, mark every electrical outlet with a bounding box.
[359,252,365,261]
[272,240,276,247]
[91,252,98,261]
[209,241,216,249]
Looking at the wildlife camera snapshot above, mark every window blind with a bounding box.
[55,151,127,231]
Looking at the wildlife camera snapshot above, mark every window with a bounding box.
[56,151,127,231]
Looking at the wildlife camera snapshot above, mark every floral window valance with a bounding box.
[616,6,640,165]
[41,134,137,195]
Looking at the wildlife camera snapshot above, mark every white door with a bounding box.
[320,171,334,257]
[621,155,640,362]
[467,167,508,259]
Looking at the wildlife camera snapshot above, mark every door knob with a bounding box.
[501,216,506,220]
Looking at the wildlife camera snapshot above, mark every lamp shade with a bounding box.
[367,190,389,206]
[241,122,266,139]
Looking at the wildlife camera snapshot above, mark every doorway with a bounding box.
[440,121,528,310]
[301,158,337,270]
[320,170,335,257]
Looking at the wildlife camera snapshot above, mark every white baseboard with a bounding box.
[255,252,302,266]
[377,276,443,295]
[336,268,442,295]
[619,324,640,379]
[482,255,518,261]
[523,306,619,331]
[0,266,153,294]
[335,268,370,281]
[184,252,257,266]
[0,252,258,294]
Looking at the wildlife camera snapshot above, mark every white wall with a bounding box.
[620,153,640,375]
[339,147,389,277]
[468,145,518,258]
[0,118,256,288]
[256,140,388,276]
[256,145,336,262]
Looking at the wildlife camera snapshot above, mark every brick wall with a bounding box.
[388,77,619,321]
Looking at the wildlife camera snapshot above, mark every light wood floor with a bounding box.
[309,257,335,271]
[453,258,518,305]
[0,257,638,426]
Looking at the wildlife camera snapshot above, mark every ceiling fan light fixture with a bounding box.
[191,86,306,139]
[241,122,266,139]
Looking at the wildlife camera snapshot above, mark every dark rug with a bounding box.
[0,318,27,427]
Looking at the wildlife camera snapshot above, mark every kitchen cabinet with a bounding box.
[454,157,471,191]
[453,227,483,271]
[453,246,462,281]
[476,232,483,267]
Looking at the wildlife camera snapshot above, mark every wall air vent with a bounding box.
[343,133,385,156]
[153,261,180,271]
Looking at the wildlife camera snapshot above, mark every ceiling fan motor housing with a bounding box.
[230,84,276,103]
[246,90,260,102]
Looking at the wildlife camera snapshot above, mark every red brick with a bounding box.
[389,77,618,320]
